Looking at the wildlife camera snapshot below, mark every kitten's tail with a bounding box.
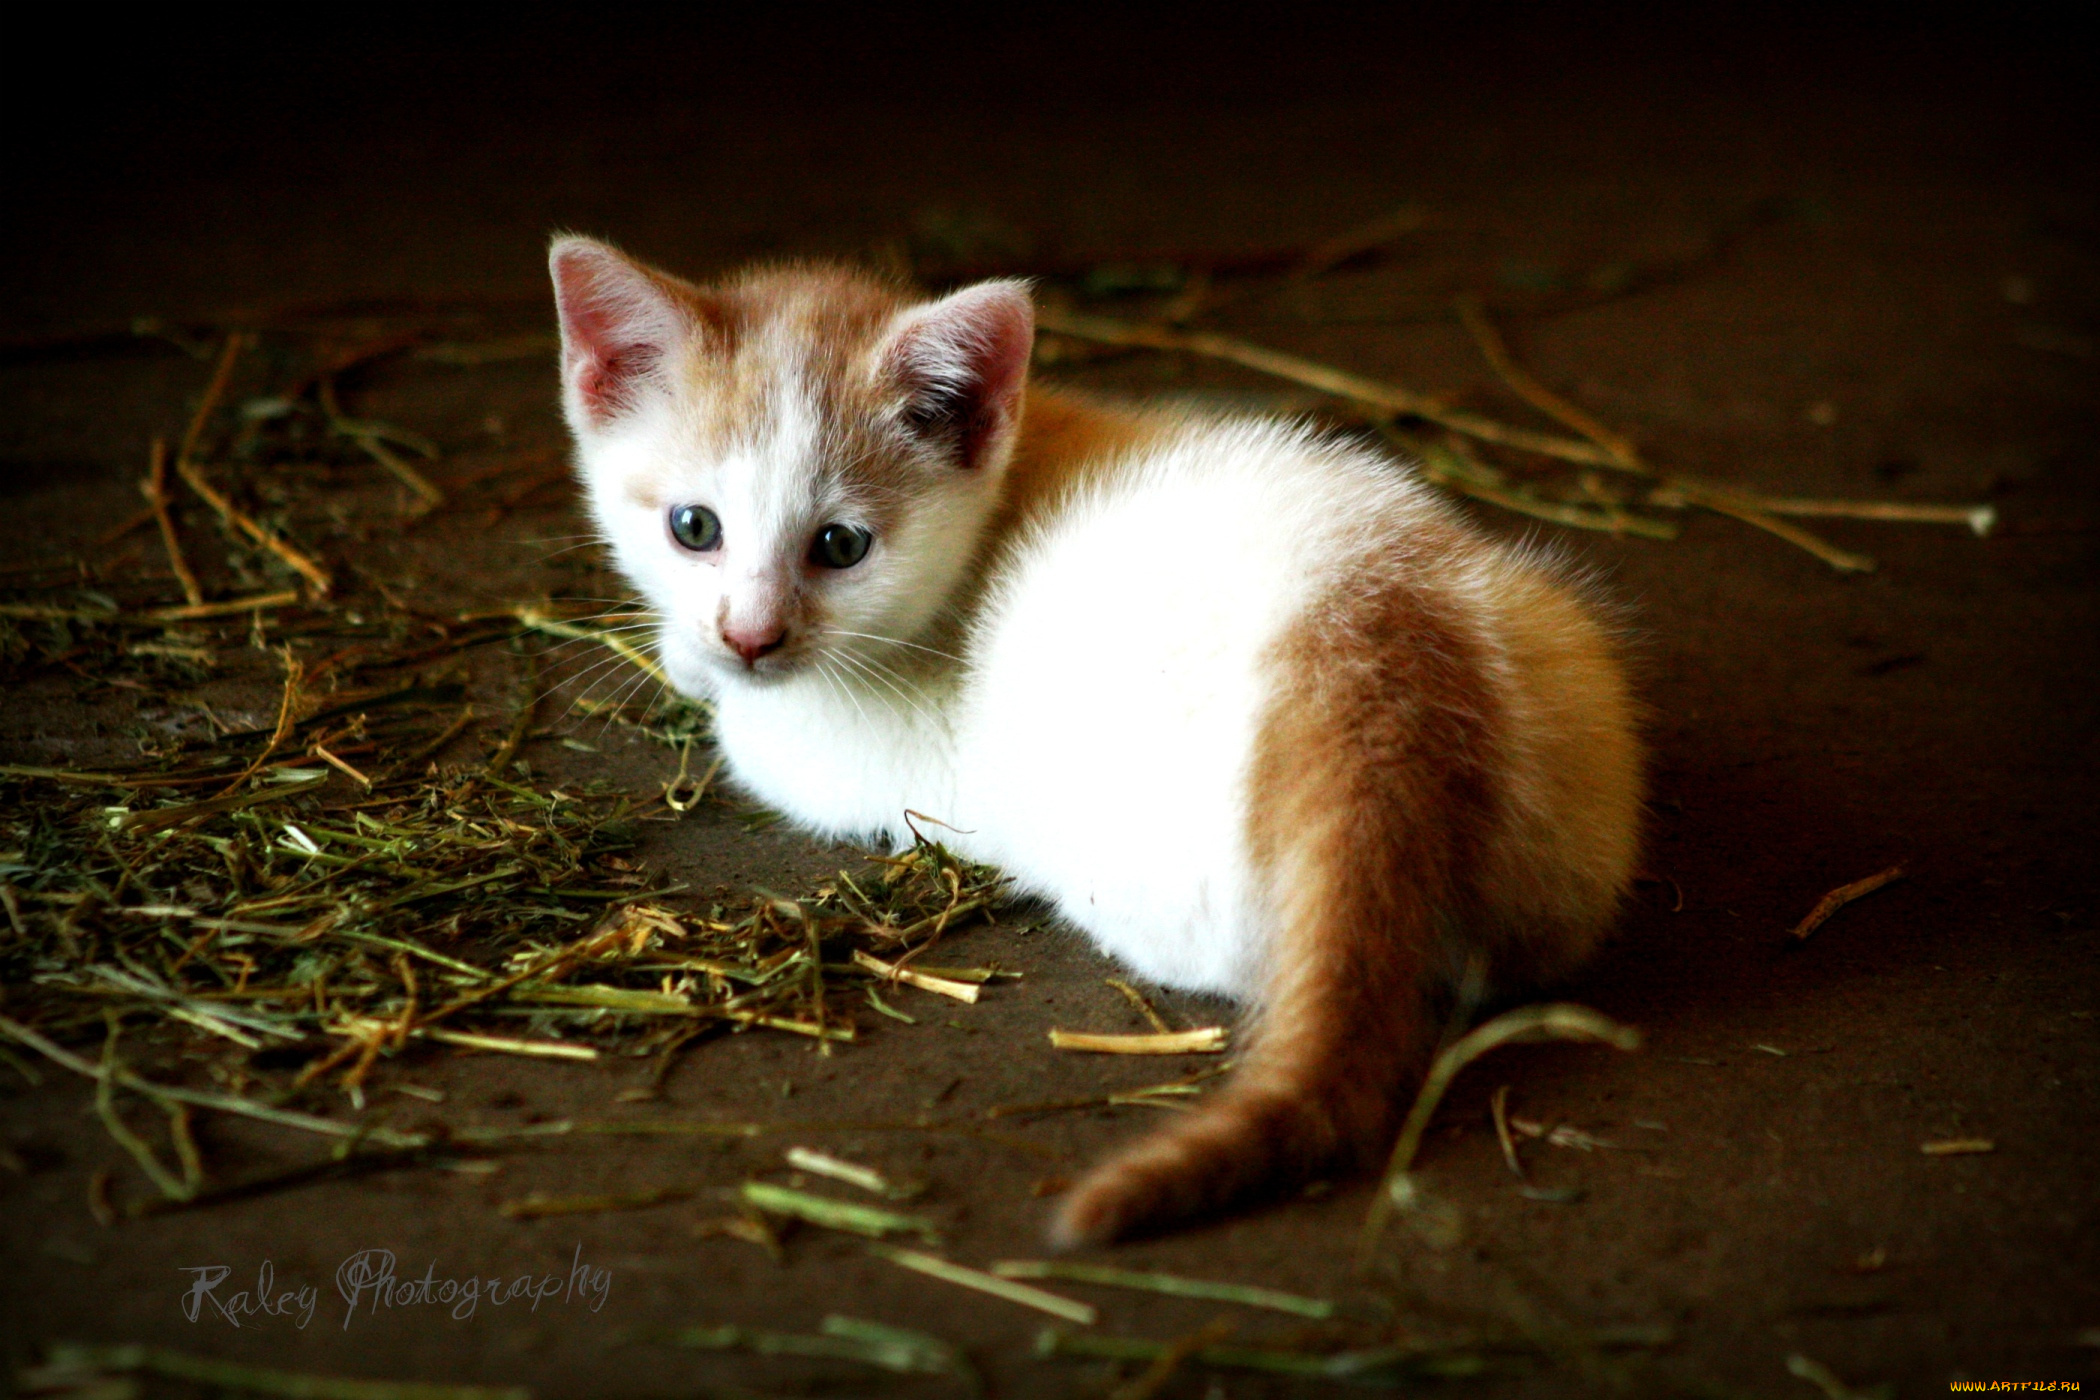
[1043,944,1431,1250]
[1047,594,1493,1248]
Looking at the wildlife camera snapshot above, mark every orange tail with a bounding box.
[1048,569,1506,1249]
[1044,949,1431,1249]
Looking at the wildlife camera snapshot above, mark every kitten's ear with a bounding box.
[549,235,693,430]
[882,279,1035,470]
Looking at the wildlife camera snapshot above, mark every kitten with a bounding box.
[550,235,1644,1248]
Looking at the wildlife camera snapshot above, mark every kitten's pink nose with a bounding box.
[721,623,786,665]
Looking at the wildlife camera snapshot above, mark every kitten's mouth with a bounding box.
[716,647,801,682]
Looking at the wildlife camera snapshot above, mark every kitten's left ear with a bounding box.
[882,280,1035,471]
[549,235,696,431]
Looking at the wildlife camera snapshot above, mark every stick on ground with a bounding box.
[1790,864,1906,940]
[31,1344,530,1400]
[1360,1003,1640,1264]
[141,438,203,606]
[1035,308,1623,468]
[1048,1027,1228,1055]
[869,1245,1097,1324]
[1105,977,1175,1033]
[1454,295,1643,469]
[992,1260,1332,1318]
[173,334,336,596]
[854,948,980,1003]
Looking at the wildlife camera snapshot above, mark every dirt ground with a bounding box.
[3,8,2096,1397]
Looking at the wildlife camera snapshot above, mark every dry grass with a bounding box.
[0,330,1009,1219]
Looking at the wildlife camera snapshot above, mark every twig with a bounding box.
[1036,1324,1674,1381]
[1047,307,1883,571]
[991,1260,1332,1318]
[1408,434,1679,540]
[740,1181,940,1242]
[399,704,475,766]
[95,1021,195,1202]
[400,913,671,1039]
[1360,1004,1640,1264]
[662,738,716,814]
[145,590,302,622]
[1658,479,1877,574]
[853,948,980,1003]
[320,377,446,511]
[983,1062,1230,1120]
[310,743,372,788]
[869,1245,1097,1324]
[418,1027,599,1061]
[784,1145,917,1199]
[499,1187,693,1219]
[174,335,335,596]
[0,1012,425,1149]
[1490,1084,1525,1179]
[1451,298,1879,570]
[95,505,160,548]
[141,439,203,606]
[1112,1322,1237,1400]
[0,592,300,626]
[1035,308,1623,468]
[1454,295,1643,469]
[0,883,27,937]
[212,646,306,798]
[1789,864,1906,940]
[33,1344,531,1400]
[1787,1352,1883,1400]
[118,770,327,836]
[128,1143,446,1217]
[87,1169,117,1226]
[167,1105,204,1193]
[1048,1027,1227,1055]
[661,1317,968,1378]
[176,334,246,467]
[1105,977,1174,1034]
[1760,498,1996,536]
[176,461,337,595]
[1295,206,1429,281]
[455,646,537,801]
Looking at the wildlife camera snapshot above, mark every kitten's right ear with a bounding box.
[549,236,690,430]
[881,279,1035,472]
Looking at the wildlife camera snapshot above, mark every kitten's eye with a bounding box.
[810,523,872,569]
[669,505,722,552]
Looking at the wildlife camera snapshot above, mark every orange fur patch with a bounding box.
[1050,524,1642,1247]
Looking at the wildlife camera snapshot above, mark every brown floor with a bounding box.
[3,9,2096,1397]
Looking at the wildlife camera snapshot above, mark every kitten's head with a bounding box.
[549,235,1034,697]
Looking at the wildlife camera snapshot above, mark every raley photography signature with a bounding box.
[180,1245,612,1330]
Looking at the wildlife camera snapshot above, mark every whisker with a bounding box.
[849,647,944,707]
[593,667,665,745]
[817,655,876,734]
[830,647,938,729]
[819,628,963,664]
[536,649,647,713]
[522,539,617,561]
[549,629,669,720]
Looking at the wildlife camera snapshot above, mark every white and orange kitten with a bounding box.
[550,236,1643,1247]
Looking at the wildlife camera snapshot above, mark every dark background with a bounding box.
[3,5,2096,1396]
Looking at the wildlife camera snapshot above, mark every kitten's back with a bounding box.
[982,408,1643,1247]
